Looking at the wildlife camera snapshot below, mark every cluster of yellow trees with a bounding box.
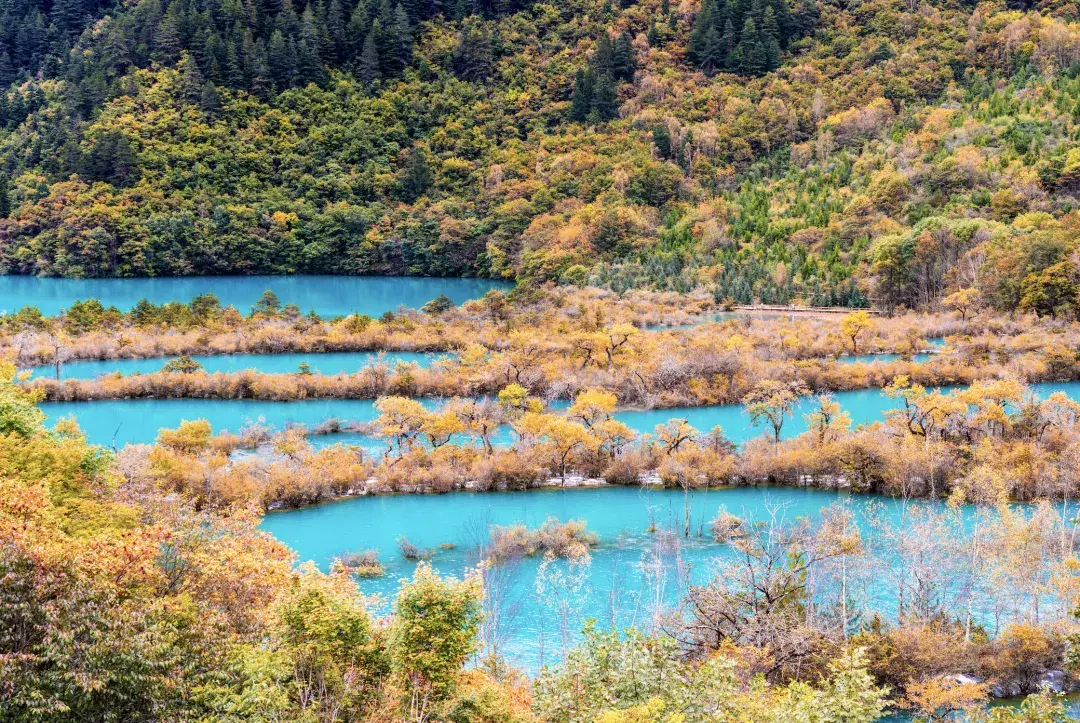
[111,369,1080,519]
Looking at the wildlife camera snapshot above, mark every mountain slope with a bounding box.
[0,0,1079,315]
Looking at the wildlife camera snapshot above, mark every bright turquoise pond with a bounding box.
[26,350,452,380]
[39,382,1080,449]
[835,352,933,364]
[259,483,1075,686]
[260,486,913,671]
[0,275,511,317]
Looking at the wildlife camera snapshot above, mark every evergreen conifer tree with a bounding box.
[590,72,618,122]
[569,67,594,122]
[0,175,11,219]
[612,31,635,81]
[358,30,380,84]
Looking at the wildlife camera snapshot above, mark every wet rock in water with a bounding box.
[1036,669,1068,694]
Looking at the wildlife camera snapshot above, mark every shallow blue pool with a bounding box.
[0,274,511,317]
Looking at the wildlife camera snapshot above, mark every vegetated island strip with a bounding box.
[114,376,1080,513]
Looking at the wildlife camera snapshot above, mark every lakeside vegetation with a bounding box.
[5,285,1080,407]
[2,361,1080,722]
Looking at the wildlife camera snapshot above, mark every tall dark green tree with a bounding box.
[688,0,716,65]
[0,174,10,219]
[179,53,205,103]
[590,72,618,122]
[612,31,635,81]
[592,32,614,77]
[738,17,767,75]
[761,6,781,70]
[453,19,492,82]
[267,30,297,88]
[569,67,594,122]
[358,30,380,84]
[401,148,433,202]
[375,2,412,77]
[326,0,347,60]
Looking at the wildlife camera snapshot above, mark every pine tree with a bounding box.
[762,5,780,44]
[721,19,735,60]
[179,52,205,103]
[376,1,412,77]
[358,30,380,85]
[0,174,10,219]
[248,44,271,98]
[652,124,672,159]
[347,0,372,55]
[612,31,635,81]
[401,148,432,202]
[204,32,227,82]
[700,24,725,74]
[739,17,767,75]
[0,52,14,88]
[592,32,614,77]
[392,3,413,70]
[224,42,245,87]
[761,6,781,70]
[453,19,492,83]
[154,6,184,65]
[190,23,211,72]
[569,67,594,122]
[791,0,818,39]
[200,81,222,113]
[326,0,346,60]
[452,0,476,19]
[297,7,327,87]
[50,0,85,38]
[770,0,792,46]
[688,0,714,65]
[267,30,296,87]
[726,42,744,73]
[590,72,618,122]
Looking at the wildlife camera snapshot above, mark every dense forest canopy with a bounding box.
[0,0,1077,315]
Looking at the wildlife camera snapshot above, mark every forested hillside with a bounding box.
[0,0,1079,314]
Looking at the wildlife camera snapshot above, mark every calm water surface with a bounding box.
[0,275,510,317]
[27,351,453,380]
[260,486,904,670]
[835,352,933,364]
[260,483,1080,694]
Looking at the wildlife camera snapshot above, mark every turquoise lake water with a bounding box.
[26,351,452,380]
[0,275,511,317]
[259,486,914,670]
[259,483,1071,682]
[835,352,933,364]
[39,381,1080,451]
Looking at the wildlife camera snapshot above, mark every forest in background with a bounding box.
[0,0,1077,315]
